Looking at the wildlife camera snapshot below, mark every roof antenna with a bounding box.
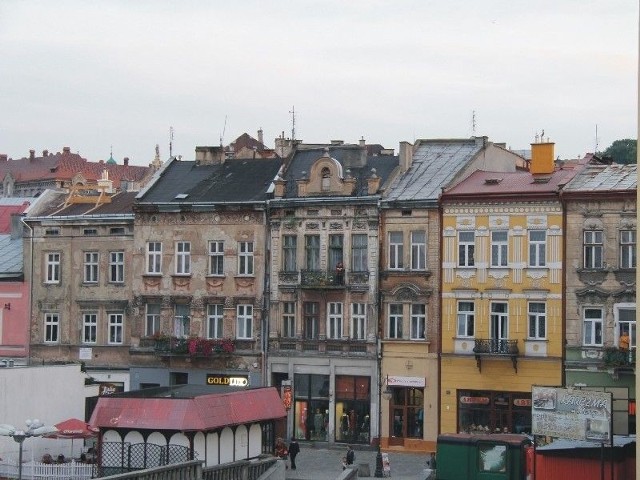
[169,127,174,158]
[472,110,476,135]
[220,115,228,147]
[289,106,296,141]
[594,124,599,153]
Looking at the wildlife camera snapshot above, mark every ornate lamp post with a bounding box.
[374,340,384,478]
[0,419,57,480]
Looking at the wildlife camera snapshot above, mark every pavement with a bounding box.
[284,444,432,480]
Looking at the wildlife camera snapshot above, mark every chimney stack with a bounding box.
[42,149,48,157]
[258,128,264,146]
[124,157,129,166]
[62,146,71,154]
[359,137,366,147]
[0,154,7,162]
[530,140,555,175]
[399,141,413,173]
[29,149,35,160]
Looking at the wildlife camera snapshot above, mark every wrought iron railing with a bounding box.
[473,339,518,355]
[152,337,235,356]
[603,347,635,368]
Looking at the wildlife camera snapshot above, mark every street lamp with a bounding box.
[0,419,57,480]
[374,340,384,478]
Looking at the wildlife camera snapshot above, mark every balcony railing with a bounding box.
[603,347,635,368]
[473,339,519,373]
[298,269,370,288]
[271,337,374,356]
[153,336,235,356]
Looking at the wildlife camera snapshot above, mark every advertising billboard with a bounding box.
[531,386,612,442]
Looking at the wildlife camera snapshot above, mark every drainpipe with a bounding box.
[437,192,444,436]
[262,201,271,388]
[559,190,567,388]
[20,215,33,363]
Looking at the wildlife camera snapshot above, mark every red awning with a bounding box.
[90,387,286,432]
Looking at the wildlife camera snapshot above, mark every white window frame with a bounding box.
[527,302,546,339]
[389,232,404,269]
[410,304,426,340]
[238,241,254,276]
[83,312,98,344]
[109,251,125,283]
[44,312,59,343]
[615,303,636,349]
[45,252,61,284]
[327,302,343,340]
[528,230,546,267]
[491,230,508,267]
[388,303,403,339]
[84,252,99,284]
[209,241,224,276]
[351,303,367,340]
[108,312,124,345]
[236,304,253,339]
[147,241,162,274]
[583,230,603,269]
[620,230,636,269]
[145,303,161,337]
[456,301,475,337]
[207,304,224,339]
[283,302,296,338]
[175,241,191,275]
[174,304,190,338]
[458,231,475,267]
[583,307,603,346]
[410,231,426,270]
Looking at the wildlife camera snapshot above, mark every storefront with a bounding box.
[457,390,531,434]
[386,376,425,446]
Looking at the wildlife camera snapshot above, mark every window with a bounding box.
[458,232,475,267]
[45,228,59,236]
[174,304,190,338]
[84,252,99,283]
[321,167,331,191]
[491,231,508,267]
[305,235,320,271]
[45,252,61,283]
[583,230,603,269]
[583,308,603,346]
[389,304,403,339]
[109,251,125,283]
[410,304,426,340]
[209,241,224,275]
[283,302,296,338]
[617,306,636,349]
[327,302,343,339]
[110,227,126,235]
[236,304,253,339]
[108,313,123,344]
[207,304,224,339]
[175,241,191,275]
[389,232,404,269]
[490,302,508,344]
[411,231,426,270]
[328,234,344,271]
[44,313,59,343]
[83,228,97,236]
[528,302,546,339]
[283,235,297,272]
[83,313,97,344]
[351,303,367,340]
[620,230,636,269]
[457,301,475,337]
[351,234,368,272]
[304,302,319,339]
[528,230,546,267]
[238,241,254,275]
[145,303,161,337]
[147,242,162,274]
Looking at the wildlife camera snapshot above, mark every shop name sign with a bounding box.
[531,386,612,442]
[206,374,249,387]
[387,376,425,388]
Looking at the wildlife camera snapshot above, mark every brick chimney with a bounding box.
[195,146,225,165]
[62,146,71,154]
[0,154,7,162]
[42,149,48,157]
[29,150,35,160]
[124,157,129,166]
[258,128,264,146]
[399,141,413,173]
[530,140,555,175]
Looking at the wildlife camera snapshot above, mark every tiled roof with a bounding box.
[89,387,286,431]
[563,163,637,192]
[0,151,152,187]
[230,133,266,152]
[385,139,485,202]
[0,199,33,233]
[138,157,283,203]
[282,145,398,198]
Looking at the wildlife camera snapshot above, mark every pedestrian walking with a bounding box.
[288,436,300,470]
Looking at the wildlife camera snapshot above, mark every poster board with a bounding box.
[382,452,391,476]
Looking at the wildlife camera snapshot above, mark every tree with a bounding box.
[599,139,637,164]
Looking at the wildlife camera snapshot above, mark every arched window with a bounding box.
[321,167,331,191]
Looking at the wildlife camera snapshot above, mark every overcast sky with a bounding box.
[1,1,637,166]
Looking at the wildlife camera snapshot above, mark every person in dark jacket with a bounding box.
[346,445,355,466]
[288,437,300,470]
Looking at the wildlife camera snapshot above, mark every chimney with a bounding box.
[399,141,413,173]
[330,140,344,146]
[124,157,129,166]
[367,168,381,194]
[42,149,48,157]
[359,137,366,147]
[62,146,71,154]
[0,154,7,162]
[258,128,264,146]
[195,146,225,165]
[530,140,555,175]
[29,149,35,160]
[10,214,23,240]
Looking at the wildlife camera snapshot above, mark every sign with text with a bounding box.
[387,376,426,388]
[206,374,249,387]
[531,386,612,442]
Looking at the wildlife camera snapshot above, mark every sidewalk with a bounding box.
[285,444,431,480]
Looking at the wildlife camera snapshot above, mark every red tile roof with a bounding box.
[89,387,286,431]
[0,203,31,233]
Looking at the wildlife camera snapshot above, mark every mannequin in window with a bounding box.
[341,412,350,438]
[335,261,345,285]
[314,408,324,439]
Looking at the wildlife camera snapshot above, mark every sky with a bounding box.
[0,1,637,166]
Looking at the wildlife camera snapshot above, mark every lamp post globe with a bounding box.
[0,419,57,480]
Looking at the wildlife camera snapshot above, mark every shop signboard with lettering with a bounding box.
[531,386,612,442]
[206,374,249,387]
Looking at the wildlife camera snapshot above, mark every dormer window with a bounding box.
[321,167,331,191]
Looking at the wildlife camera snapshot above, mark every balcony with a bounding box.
[287,269,370,290]
[152,336,236,357]
[603,347,635,369]
[270,337,374,357]
[473,339,519,373]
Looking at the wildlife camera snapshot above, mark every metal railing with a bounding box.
[473,339,518,355]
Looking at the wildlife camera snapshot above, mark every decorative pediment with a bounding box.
[575,286,610,303]
[388,283,431,301]
[296,150,357,197]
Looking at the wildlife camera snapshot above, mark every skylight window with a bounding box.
[175,193,189,200]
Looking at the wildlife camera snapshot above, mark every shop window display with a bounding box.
[335,375,371,444]
[294,374,330,441]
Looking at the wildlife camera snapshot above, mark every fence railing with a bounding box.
[98,460,202,480]
[0,460,95,480]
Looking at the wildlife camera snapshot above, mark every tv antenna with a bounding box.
[169,127,174,158]
[594,124,599,153]
[220,115,228,146]
[289,106,296,141]
[471,110,477,135]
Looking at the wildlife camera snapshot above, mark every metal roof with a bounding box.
[563,163,637,192]
[0,234,22,276]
